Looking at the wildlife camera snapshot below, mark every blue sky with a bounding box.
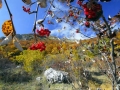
[0,0,120,40]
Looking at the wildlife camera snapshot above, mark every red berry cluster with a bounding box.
[29,42,46,51]
[22,6,30,13]
[37,28,51,37]
[85,21,90,28]
[68,10,78,19]
[78,1,103,21]
[77,0,84,6]
[69,10,74,17]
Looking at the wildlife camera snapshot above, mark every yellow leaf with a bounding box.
[0,0,2,8]
[22,0,31,5]
[2,20,13,36]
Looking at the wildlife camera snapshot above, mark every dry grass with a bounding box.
[0,58,112,90]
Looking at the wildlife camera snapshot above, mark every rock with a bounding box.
[36,77,42,81]
[116,84,120,90]
[16,65,21,69]
[44,68,70,84]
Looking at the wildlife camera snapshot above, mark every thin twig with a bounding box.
[49,2,95,39]
[97,61,113,83]
[101,15,111,38]
[32,0,54,42]
[32,3,39,43]
[43,0,54,21]
[96,39,113,82]
[29,11,37,14]
[50,11,95,39]
[30,1,37,6]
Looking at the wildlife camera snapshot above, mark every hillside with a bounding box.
[0,32,120,90]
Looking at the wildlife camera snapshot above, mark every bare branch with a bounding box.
[32,3,39,43]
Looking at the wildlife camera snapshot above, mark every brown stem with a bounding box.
[101,15,111,37]
[101,53,116,82]
[4,0,16,37]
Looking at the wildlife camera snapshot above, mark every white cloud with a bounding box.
[51,0,69,12]
[50,21,92,40]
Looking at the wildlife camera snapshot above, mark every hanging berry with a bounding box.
[30,44,37,50]
[76,29,80,33]
[69,10,74,17]
[74,15,78,19]
[29,42,46,51]
[85,21,90,28]
[37,27,51,37]
[48,20,54,24]
[43,29,51,36]
[81,1,103,21]
[22,6,30,13]
[36,42,46,51]
[77,0,83,6]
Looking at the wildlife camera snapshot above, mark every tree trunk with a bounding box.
[102,15,118,90]
[112,80,115,90]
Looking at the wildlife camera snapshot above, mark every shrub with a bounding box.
[15,50,45,72]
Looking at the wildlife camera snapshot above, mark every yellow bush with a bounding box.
[15,50,45,72]
[100,83,112,90]
[116,32,120,39]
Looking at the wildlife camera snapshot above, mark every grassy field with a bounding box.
[0,58,112,90]
[0,60,112,90]
[0,61,113,90]
[0,78,111,90]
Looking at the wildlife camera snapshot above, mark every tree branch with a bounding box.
[32,3,39,43]
[4,0,16,37]
[110,38,117,81]
[101,15,111,38]
[30,1,37,6]
[101,14,117,85]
